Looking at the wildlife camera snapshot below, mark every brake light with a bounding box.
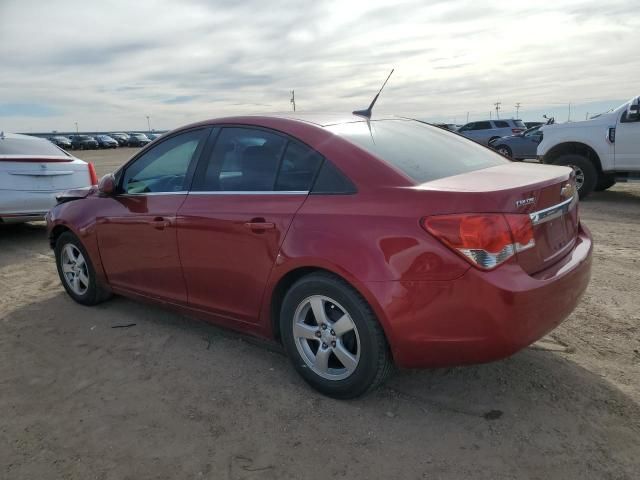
[422,213,535,270]
[87,162,98,185]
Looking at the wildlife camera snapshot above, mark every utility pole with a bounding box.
[146,115,151,132]
[490,110,492,120]
[515,102,521,118]
[290,90,296,112]
[586,112,589,120]
[567,102,572,122]
[494,101,501,119]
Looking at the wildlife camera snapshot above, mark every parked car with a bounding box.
[524,121,544,129]
[431,123,459,132]
[457,119,526,145]
[538,95,640,198]
[69,135,98,150]
[147,133,163,140]
[0,132,98,223]
[488,125,543,160]
[46,114,592,398]
[48,135,72,149]
[95,134,118,149]
[127,133,151,147]
[110,133,130,146]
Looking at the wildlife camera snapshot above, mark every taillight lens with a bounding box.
[422,213,535,270]
[511,128,524,134]
[87,162,98,185]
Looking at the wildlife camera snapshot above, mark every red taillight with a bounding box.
[422,213,535,270]
[511,128,524,134]
[87,162,98,186]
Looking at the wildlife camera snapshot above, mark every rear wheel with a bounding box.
[495,145,512,158]
[595,174,616,192]
[553,154,597,199]
[280,272,393,399]
[55,232,111,306]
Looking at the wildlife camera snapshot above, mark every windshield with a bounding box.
[328,119,506,184]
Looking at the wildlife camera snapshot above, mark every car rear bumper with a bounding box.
[366,223,593,369]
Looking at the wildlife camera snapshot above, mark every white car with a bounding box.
[538,95,640,198]
[0,132,97,223]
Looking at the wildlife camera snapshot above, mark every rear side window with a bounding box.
[0,136,68,156]
[196,127,323,192]
[494,121,509,128]
[329,120,506,184]
[311,161,356,194]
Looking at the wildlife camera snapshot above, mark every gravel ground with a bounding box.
[1,148,639,479]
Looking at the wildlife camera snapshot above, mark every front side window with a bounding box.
[121,129,207,194]
[471,121,492,130]
[195,127,323,192]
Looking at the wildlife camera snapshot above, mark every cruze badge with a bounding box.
[515,197,535,208]
[560,183,574,199]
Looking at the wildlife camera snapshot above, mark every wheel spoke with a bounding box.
[75,255,86,269]
[332,313,355,336]
[64,244,76,262]
[72,274,81,292]
[332,343,357,372]
[293,322,318,341]
[313,346,331,374]
[78,272,90,288]
[62,263,74,274]
[309,296,328,326]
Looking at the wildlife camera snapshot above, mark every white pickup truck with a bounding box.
[537,95,640,198]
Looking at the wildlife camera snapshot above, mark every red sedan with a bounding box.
[46,114,592,398]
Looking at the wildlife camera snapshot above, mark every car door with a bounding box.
[518,127,543,159]
[177,126,323,323]
[614,107,640,171]
[96,127,210,303]
[468,121,492,144]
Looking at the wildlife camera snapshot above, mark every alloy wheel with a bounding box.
[60,244,90,295]
[293,295,361,381]
[568,164,585,191]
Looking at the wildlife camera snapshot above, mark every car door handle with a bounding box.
[244,220,275,230]
[152,217,171,230]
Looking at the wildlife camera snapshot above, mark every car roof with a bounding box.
[196,112,399,128]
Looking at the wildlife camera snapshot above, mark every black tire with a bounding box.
[280,272,393,399]
[55,231,111,306]
[495,145,512,158]
[552,154,597,199]
[595,174,616,192]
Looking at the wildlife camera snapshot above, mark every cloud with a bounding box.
[0,103,61,117]
[0,0,638,131]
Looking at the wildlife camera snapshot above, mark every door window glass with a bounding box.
[122,129,206,193]
[471,121,491,130]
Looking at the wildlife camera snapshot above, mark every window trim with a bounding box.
[116,126,214,195]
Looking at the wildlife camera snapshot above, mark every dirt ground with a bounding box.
[1,148,639,479]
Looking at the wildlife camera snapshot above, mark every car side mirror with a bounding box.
[627,100,640,121]
[98,174,116,195]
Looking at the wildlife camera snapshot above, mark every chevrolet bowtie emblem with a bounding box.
[560,183,574,199]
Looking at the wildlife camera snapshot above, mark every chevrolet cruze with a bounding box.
[46,113,592,398]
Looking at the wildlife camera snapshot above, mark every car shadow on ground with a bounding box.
[2,291,639,479]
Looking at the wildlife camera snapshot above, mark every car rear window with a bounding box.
[328,119,506,184]
[513,120,526,128]
[0,136,68,156]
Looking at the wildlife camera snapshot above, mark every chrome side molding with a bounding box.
[529,196,576,226]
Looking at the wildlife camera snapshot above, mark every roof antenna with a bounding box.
[353,68,394,118]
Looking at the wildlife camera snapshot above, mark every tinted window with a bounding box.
[458,123,473,132]
[513,120,526,128]
[494,121,509,128]
[311,161,356,194]
[122,129,206,193]
[0,136,68,156]
[275,141,323,191]
[329,120,506,184]
[198,127,287,191]
[523,126,541,137]
[471,121,492,130]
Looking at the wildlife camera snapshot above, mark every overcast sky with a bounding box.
[1,0,638,132]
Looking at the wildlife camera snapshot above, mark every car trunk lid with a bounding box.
[418,162,579,274]
[0,156,91,192]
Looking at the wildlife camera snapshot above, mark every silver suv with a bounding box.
[458,119,526,145]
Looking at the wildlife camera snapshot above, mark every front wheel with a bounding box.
[553,154,597,199]
[280,272,393,399]
[495,145,512,158]
[55,231,111,306]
